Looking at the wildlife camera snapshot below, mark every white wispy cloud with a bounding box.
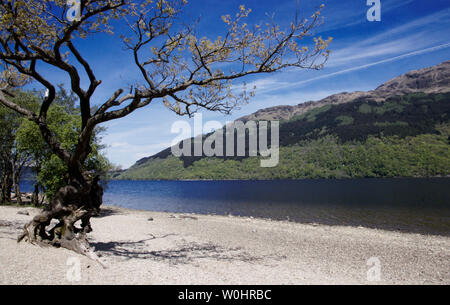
[327,33,427,67]
[365,7,450,42]
[320,8,450,69]
[260,42,450,93]
[318,0,417,31]
[235,7,450,95]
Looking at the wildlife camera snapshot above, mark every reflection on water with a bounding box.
[21,178,450,236]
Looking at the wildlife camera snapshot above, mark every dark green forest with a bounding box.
[114,92,450,180]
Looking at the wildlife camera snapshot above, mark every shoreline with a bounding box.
[108,176,450,181]
[1,205,449,284]
[103,204,450,237]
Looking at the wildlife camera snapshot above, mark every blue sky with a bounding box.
[34,0,450,168]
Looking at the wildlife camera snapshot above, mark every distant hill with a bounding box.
[113,61,450,180]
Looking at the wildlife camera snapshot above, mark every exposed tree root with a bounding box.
[17,176,106,268]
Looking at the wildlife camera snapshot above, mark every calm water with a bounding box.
[21,178,450,235]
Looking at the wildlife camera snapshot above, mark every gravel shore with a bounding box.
[0,205,448,284]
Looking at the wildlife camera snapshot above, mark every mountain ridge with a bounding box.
[238,60,450,122]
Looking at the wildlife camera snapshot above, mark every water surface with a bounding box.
[20,178,450,235]
[104,179,450,235]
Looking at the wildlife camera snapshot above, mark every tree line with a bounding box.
[116,125,450,180]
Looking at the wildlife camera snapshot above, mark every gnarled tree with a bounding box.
[0,0,331,261]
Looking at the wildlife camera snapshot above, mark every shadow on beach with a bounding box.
[91,235,273,264]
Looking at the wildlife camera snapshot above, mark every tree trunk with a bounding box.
[31,184,40,207]
[1,167,12,203]
[12,168,22,205]
[18,174,105,267]
[14,183,21,205]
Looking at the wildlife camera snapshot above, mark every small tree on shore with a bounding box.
[0,0,331,259]
[0,90,37,204]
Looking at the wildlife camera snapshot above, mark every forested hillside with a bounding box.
[114,91,450,180]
